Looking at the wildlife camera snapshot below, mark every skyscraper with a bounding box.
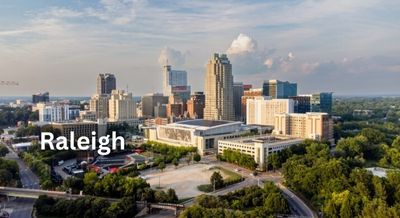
[204,53,235,121]
[162,65,190,98]
[310,92,333,114]
[97,73,116,95]
[262,80,297,99]
[233,82,244,121]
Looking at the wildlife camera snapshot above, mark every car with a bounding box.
[57,160,64,166]
[234,168,240,172]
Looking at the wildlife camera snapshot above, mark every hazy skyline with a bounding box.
[1,0,399,96]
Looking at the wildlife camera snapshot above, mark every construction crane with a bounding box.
[0,81,19,86]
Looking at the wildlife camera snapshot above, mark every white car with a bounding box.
[57,160,64,166]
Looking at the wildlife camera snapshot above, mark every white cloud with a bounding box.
[227,33,257,55]
[158,47,187,66]
[264,58,274,69]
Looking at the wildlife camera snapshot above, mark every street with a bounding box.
[1,145,40,218]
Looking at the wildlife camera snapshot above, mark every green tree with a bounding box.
[392,136,400,149]
[166,188,178,203]
[193,153,201,163]
[0,145,9,157]
[210,171,224,190]
[172,158,179,169]
[158,161,166,172]
[267,153,279,171]
[83,172,99,194]
[263,192,290,214]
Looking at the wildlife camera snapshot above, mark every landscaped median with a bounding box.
[197,166,244,193]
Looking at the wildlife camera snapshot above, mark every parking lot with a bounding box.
[140,163,231,199]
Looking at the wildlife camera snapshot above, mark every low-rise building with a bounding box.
[218,135,303,170]
[146,119,249,155]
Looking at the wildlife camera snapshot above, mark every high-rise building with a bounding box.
[32,92,49,103]
[289,96,311,113]
[37,103,80,122]
[262,80,297,99]
[310,92,333,114]
[241,88,263,121]
[89,94,109,119]
[187,92,205,119]
[273,112,334,143]
[243,84,252,91]
[246,96,294,126]
[108,90,136,121]
[141,93,169,118]
[233,82,244,121]
[204,53,235,121]
[97,73,116,95]
[162,65,190,98]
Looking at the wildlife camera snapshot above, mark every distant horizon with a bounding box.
[1,1,399,96]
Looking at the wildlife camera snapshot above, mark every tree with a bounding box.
[83,172,99,194]
[0,145,9,157]
[166,188,178,203]
[193,153,201,163]
[263,192,290,214]
[172,158,179,169]
[360,128,385,145]
[267,153,279,171]
[158,161,166,172]
[210,171,224,190]
[392,136,400,149]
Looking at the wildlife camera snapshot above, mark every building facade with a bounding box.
[162,65,188,96]
[262,80,297,99]
[108,90,136,121]
[97,73,116,95]
[37,103,80,122]
[273,112,334,143]
[233,82,244,121]
[32,92,49,104]
[141,93,169,118]
[289,96,311,113]
[187,92,205,119]
[218,135,303,170]
[146,119,248,155]
[241,88,263,121]
[246,96,294,126]
[204,53,235,121]
[89,94,110,119]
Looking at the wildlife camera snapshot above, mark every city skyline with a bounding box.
[1,0,400,96]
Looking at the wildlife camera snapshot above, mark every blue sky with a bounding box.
[0,0,399,96]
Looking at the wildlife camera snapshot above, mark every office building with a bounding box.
[310,92,333,114]
[108,90,136,121]
[32,92,49,103]
[146,119,248,155]
[97,73,116,95]
[218,135,303,170]
[243,84,252,91]
[89,94,109,119]
[141,93,169,118]
[187,92,205,119]
[289,96,311,113]
[79,111,97,121]
[163,65,188,96]
[233,82,244,121]
[154,104,167,118]
[37,103,80,122]
[262,80,297,99]
[273,112,334,143]
[241,88,263,121]
[246,96,294,126]
[204,53,235,121]
[166,94,185,118]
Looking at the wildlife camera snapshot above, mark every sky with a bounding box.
[0,0,399,96]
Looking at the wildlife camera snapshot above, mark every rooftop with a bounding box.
[175,119,234,127]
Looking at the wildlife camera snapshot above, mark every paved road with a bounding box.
[182,156,317,218]
[1,144,40,218]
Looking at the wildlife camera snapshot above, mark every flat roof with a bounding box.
[175,119,233,127]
